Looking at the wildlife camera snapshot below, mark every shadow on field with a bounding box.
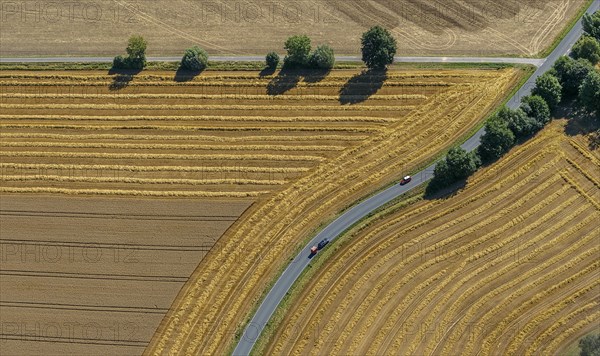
[259,66,277,78]
[174,67,204,82]
[266,67,302,96]
[266,67,332,95]
[108,68,142,91]
[339,69,387,105]
[303,68,331,83]
[424,179,468,201]
[560,100,600,150]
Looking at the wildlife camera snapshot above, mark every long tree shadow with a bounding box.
[303,68,331,84]
[259,66,277,78]
[339,69,387,105]
[267,68,302,95]
[174,66,204,82]
[266,67,302,96]
[424,178,468,201]
[108,68,142,91]
[561,100,600,150]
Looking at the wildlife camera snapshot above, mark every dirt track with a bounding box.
[0,195,250,355]
[0,1,586,57]
[261,121,600,355]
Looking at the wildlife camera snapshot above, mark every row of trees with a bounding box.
[112,35,148,70]
[429,93,553,192]
[112,36,209,71]
[266,26,397,71]
[429,10,600,193]
[269,35,335,70]
[112,26,398,72]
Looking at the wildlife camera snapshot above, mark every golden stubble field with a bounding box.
[0,0,587,56]
[121,67,525,355]
[262,120,600,356]
[0,66,524,354]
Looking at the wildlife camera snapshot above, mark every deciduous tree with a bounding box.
[571,36,600,65]
[532,73,562,110]
[181,46,208,71]
[309,45,335,69]
[579,69,600,115]
[478,115,516,162]
[283,35,311,68]
[361,26,397,69]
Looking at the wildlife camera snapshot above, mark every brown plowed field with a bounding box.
[0,0,587,56]
[261,120,600,356]
[0,196,251,355]
[141,67,525,355]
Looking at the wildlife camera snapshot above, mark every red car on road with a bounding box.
[400,175,412,185]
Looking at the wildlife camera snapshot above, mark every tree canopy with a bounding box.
[180,46,208,71]
[521,95,551,126]
[112,35,147,70]
[497,106,540,139]
[125,35,147,69]
[579,334,600,356]
[579,69,600,115]
[552,56,594,97]
[265,52,280,69]
[532,73,562,110]
[478,114,516,162]
[361,26,397,69]
[309,44,335,69]
[429,146,480,191]
[582,10,600,41]
[283,35,311,68]
[571,35,600,65]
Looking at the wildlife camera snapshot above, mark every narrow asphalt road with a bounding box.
[0,55,544,66]
[233,1,599,355]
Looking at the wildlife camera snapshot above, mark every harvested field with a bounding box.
[0,67,524,354]
[0,68,512,198]
[0,195,251,355]
[143,67,526,355]
[260,121,600,356]
[0,1,587,57]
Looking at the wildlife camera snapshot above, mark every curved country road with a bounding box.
[233,1,599,355]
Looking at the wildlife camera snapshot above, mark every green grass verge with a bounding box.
[226,63,533,355]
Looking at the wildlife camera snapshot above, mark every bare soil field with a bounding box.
[143,67,526,355]
[260,120,600,356]
[0,0,587,57]
[0,195,250,355]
